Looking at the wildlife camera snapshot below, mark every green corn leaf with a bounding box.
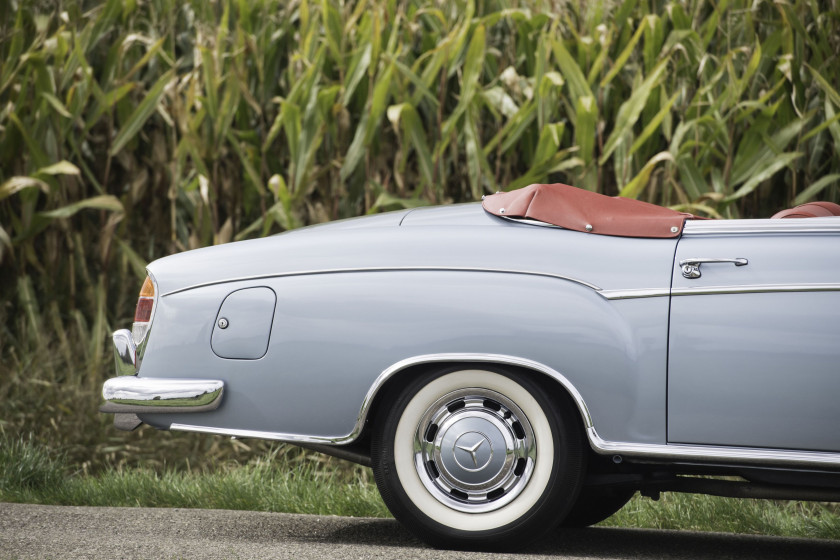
[343,44,372,106]
[8,113,50,169]
[700,0,729,48]
[575,95,597,166]
[600,17,647,87]
[793,174,840,205]
[123,36,167,81]
[41,92,73,118]
[109,70,173,156]
[614,0,639,31]
[388,55,439,107]
[340,113,369,183]
[484,100,536,155]
[38,195,124,219]
[464,111,483,199]
[317,86,341,121]
[534,122,566,166]
[676,155,707,201]
[730,117,810,187]
[808,63,840,109]
[364,60,395,145]
[86,82,135,131]
[227,132,265,196]
[725,152,802,202]
[462,24,486,99]
[824,101,840,159]
[801,105,840,143]
[600,60,668,164]
[369,192,431,213]
[201,47,219,120]
[35,161,81,177]
[322,0,344,66]
[643,15,665,72]
[387,103,434,188]
[281,101,302,167]
[0,177,50,202]
[550,32,593,106]
[619,151,673,199]
[629,90,679,156]
[0,223,11,261]
[115,238,149,281]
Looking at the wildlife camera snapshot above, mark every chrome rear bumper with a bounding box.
[101,329,225,418]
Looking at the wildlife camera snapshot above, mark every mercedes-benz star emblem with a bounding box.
[457,438,484,467]
[453,432,493,471]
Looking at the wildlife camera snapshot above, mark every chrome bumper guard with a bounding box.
[100,377,225,414]
[113,329,137,376]
[101,329,224,416]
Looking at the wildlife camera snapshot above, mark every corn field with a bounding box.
[1,0,840,468]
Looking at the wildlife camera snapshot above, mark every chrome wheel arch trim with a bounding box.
[355,353,596,438]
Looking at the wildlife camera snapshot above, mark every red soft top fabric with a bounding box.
[482,183,697,238]
[771,201,840,219]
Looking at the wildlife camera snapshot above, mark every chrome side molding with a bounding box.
[168,421,840,471]
[588,429,840,470]
[101,377,224,414]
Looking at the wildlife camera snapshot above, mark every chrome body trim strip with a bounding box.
[593,283,840,300]
[683,218,840,235]
[174,353,594,445]
[170,424,342,444]
[162,267,603,297]
[101,377,224,414]
[170,265,838,301]
[671,283,840,297]
[112,329,137,376]
[588,429,840,469]
[599,288,670,300]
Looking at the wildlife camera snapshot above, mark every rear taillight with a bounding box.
[132,275,156,346]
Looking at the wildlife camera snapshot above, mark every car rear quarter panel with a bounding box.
[138,209,677,446]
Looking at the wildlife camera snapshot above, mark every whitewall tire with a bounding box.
[371,366,585,550]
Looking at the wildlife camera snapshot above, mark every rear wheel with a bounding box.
[371,366,585,550]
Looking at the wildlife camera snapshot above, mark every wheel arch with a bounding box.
[359,354,593,452]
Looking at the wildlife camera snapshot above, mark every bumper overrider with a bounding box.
[100,329,224,431]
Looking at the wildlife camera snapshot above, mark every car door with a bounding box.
[668,217,840,452]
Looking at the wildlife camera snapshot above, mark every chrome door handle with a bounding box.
[679,257,748,279]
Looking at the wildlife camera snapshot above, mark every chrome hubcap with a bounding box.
[413,387,536,513]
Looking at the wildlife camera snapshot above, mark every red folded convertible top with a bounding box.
[482,183,697,238]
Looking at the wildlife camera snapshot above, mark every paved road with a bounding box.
[2,502,839,559]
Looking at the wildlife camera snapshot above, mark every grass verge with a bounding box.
[2,435,840,540]
[0,435,388,518]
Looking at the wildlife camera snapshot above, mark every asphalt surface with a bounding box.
[2,502,839,559]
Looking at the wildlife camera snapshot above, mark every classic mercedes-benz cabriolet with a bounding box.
[101,183,840,549]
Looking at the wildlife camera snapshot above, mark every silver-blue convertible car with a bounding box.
[101,183,840,549]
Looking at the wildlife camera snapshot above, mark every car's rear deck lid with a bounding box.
[482,183,697,238]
